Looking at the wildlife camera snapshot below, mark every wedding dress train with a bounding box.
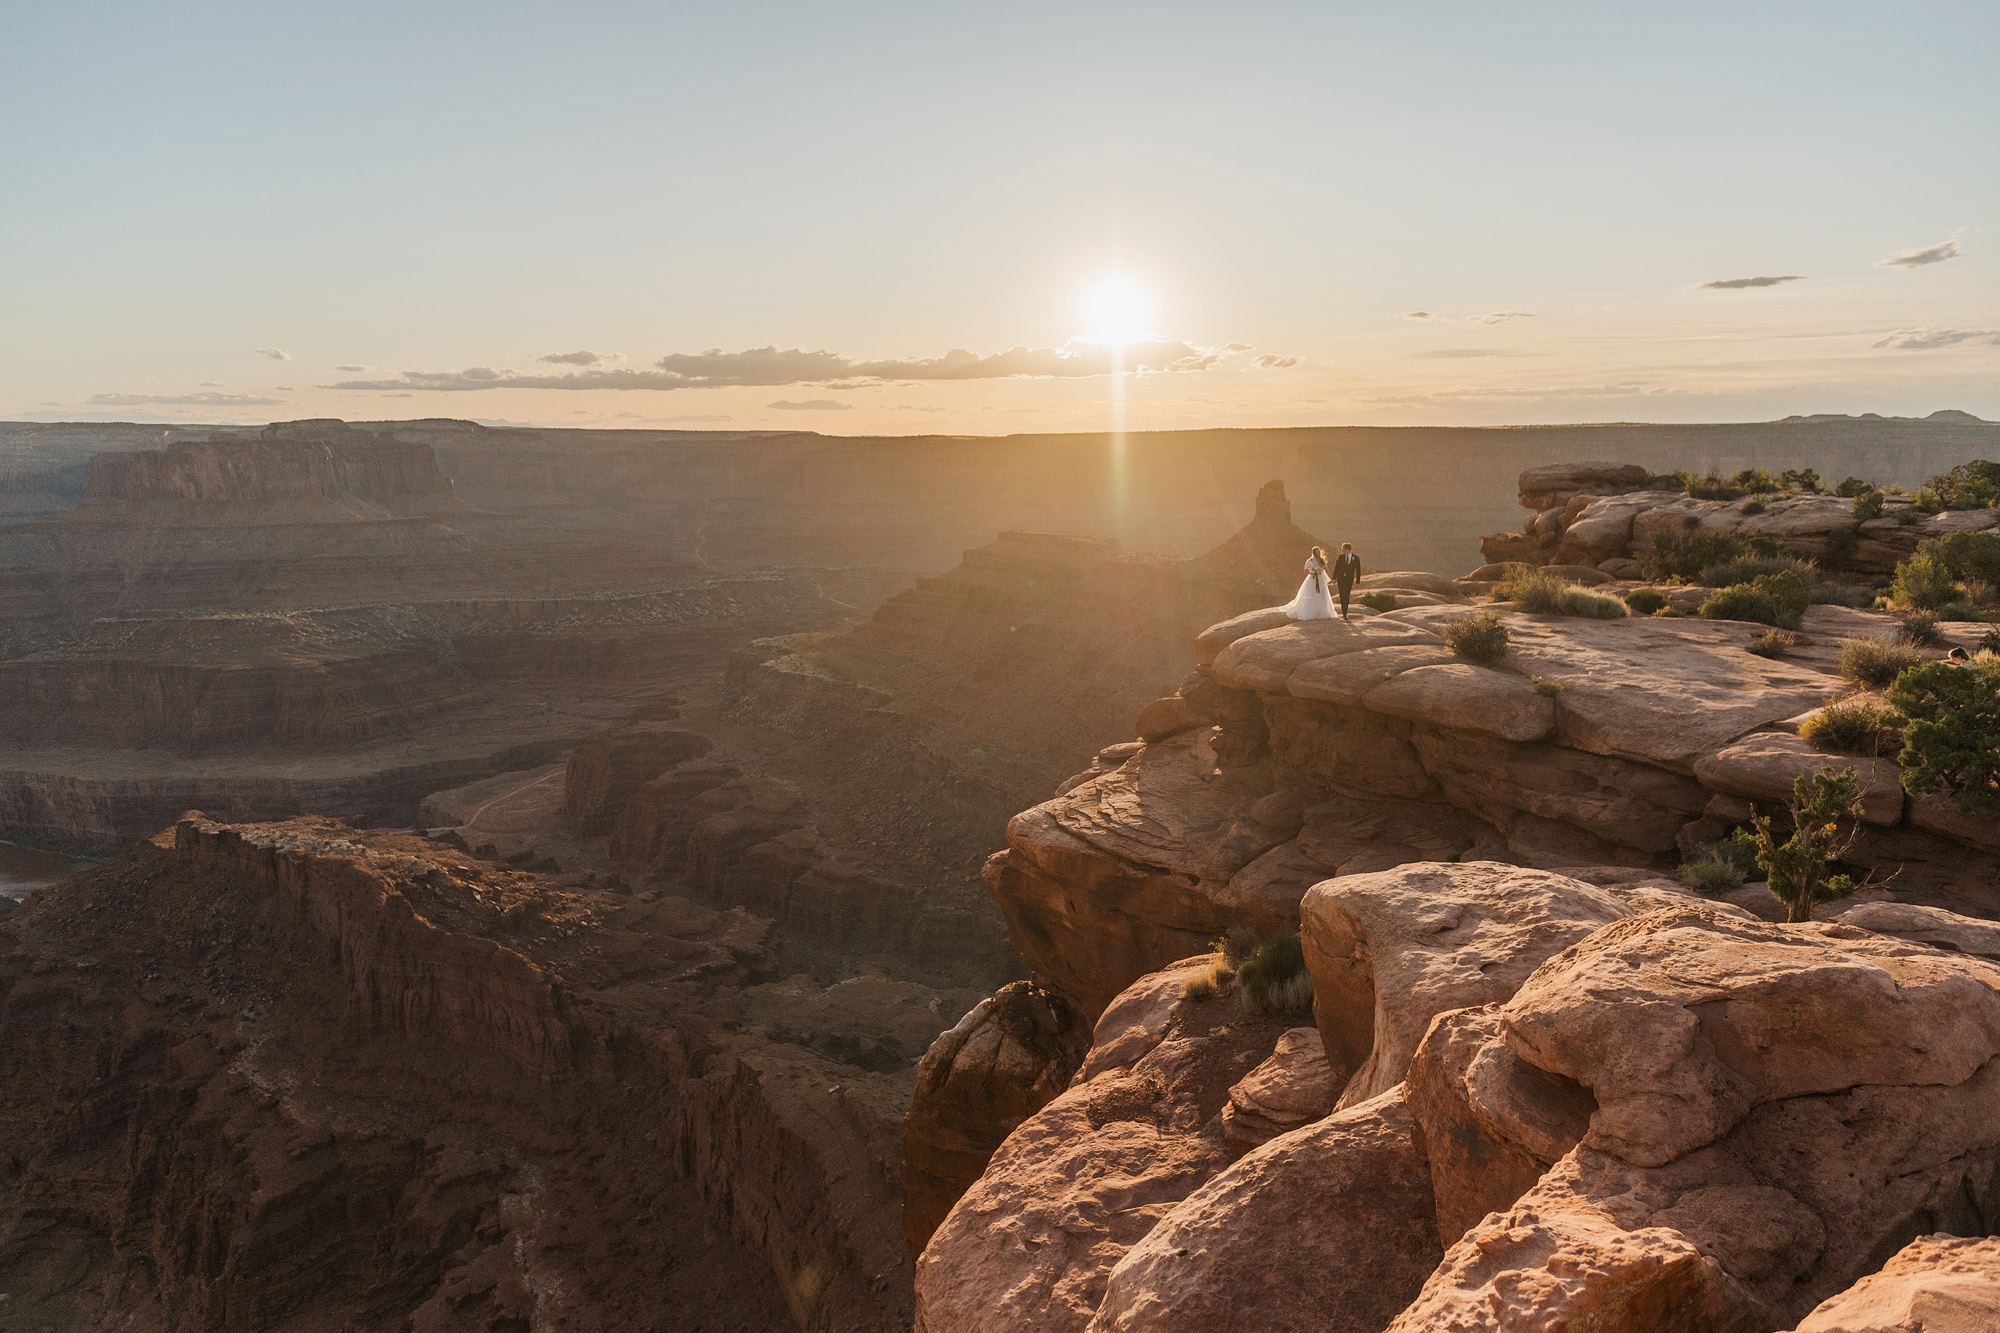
[1283,556,1338,620]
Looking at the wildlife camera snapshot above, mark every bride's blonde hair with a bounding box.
[1311,546,1328,562]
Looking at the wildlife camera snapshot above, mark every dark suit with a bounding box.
[1333,552,1360,616]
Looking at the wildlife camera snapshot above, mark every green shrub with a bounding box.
[1179,956,1230,1001]
[1699,555,1817,589]
[1532,677,1564,697]
[1898,611,1944,646]
[1890,551,1961,611]
[1685,472,1745,501]
[1834,475,1876,498]
[1913,488,1944,515]
[1837,636,1926,686]
[1984,627,2000,654]
[1493,567,1571,612]
[1749,629,1798,659]
[1358,591,1398,612]
[1740,499,1766,516]
[1644,529,1748,581]
[1699,571,1810,629]
[1677,827,1760,894]
[1851,489,1885,521]
[1236,932,1315,1017]
[1625,588,1669,615]
[1800,696,1901,757]
[1810,582,1877,608]
[1781,468,1823,494]
[1444,612,1511,663]
[1218,926,1259,965]
[1552,587,1630,619]
[1678,854,1744,893]
[1923,532,2000,586]
[1821,526,1861,561]
[1753,768,1867,922]
[1886,659,2000,812]
[1922,459,2000,511]
[1731,467,1778,495]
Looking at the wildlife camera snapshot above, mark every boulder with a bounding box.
[1403,1005,1595,1245]
[1287,644,1455,705]
[1480,531,1549,565]
[1356,570,1467,598]
[1194,607,1292,666]
[988,730,1288,1018]
[903,982,1093,1261]
[1910,792,2000,854]
[1298,862,1642,1107]
[1693,731,1906,826]
[1462,562,1535,582]
[1217,1025,1342,1158]
[1840,901,2000,960]
[1789,1233,2000,1332]
[1500,614,1833,774]
[1388,905,2000,1331]
[1518,462,1650,510]
[1541,562,1615,584]
[913,959,1295,1333]
[1209,618,1438,692]
[1360,663,1556,743]
[1088,1089,1442,1333]
[1132,695,1200,743]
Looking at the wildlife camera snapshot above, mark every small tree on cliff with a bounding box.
[1752,767,1866,923]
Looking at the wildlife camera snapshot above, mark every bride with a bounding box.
[1282,546,1338,621]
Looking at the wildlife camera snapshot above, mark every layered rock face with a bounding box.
[0,422,855,842]
[0,815,916,1330]
[979,575,1996,1023]
[918,863,2000,1333]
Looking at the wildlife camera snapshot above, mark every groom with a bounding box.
[1333,542,1360,618]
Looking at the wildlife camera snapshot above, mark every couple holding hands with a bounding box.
[1282,543,1360,621]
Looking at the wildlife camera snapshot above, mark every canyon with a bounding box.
[3,417,1999,1330]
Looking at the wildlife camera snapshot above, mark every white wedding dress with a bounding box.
[1283,556,1338,620]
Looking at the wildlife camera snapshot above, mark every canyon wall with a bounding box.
[0,816,916,1330]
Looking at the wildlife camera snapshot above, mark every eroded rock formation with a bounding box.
[0,814,916,1330]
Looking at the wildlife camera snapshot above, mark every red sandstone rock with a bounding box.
[1090,1088,1441,1333]
[1789,1233,2000,1332]
[902,981,1091,1261]
[1299,863,1643,1105]
[1394,905,2000,1330]
[1217,1024,1341,1157]
[912,958,1295,1333]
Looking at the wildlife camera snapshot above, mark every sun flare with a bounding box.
[1078,276,1156,347]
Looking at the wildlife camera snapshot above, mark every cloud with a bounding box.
[1877,238,1961,269]
[768,399,852,410]
[335,364,367,372]
[1250,353,1299,369]
[1403,311,1432,320]
[538,350,622,366]
[1695,275,1807,290]
[274,385,293,391]
[1359,381,1690,406]
[1872,327,2000,350]
[198,380,226,387]
[1405,348,1535,359]
[1222,342,1254,352]
[613,411,734,423]
[252,347,290,360]
[1465,311,1535,324]
[88,391,287,406]
[324,339,1235,392]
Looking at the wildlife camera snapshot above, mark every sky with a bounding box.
[2,1,1996,435]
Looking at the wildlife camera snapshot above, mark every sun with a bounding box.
[1079,276,1156,347]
